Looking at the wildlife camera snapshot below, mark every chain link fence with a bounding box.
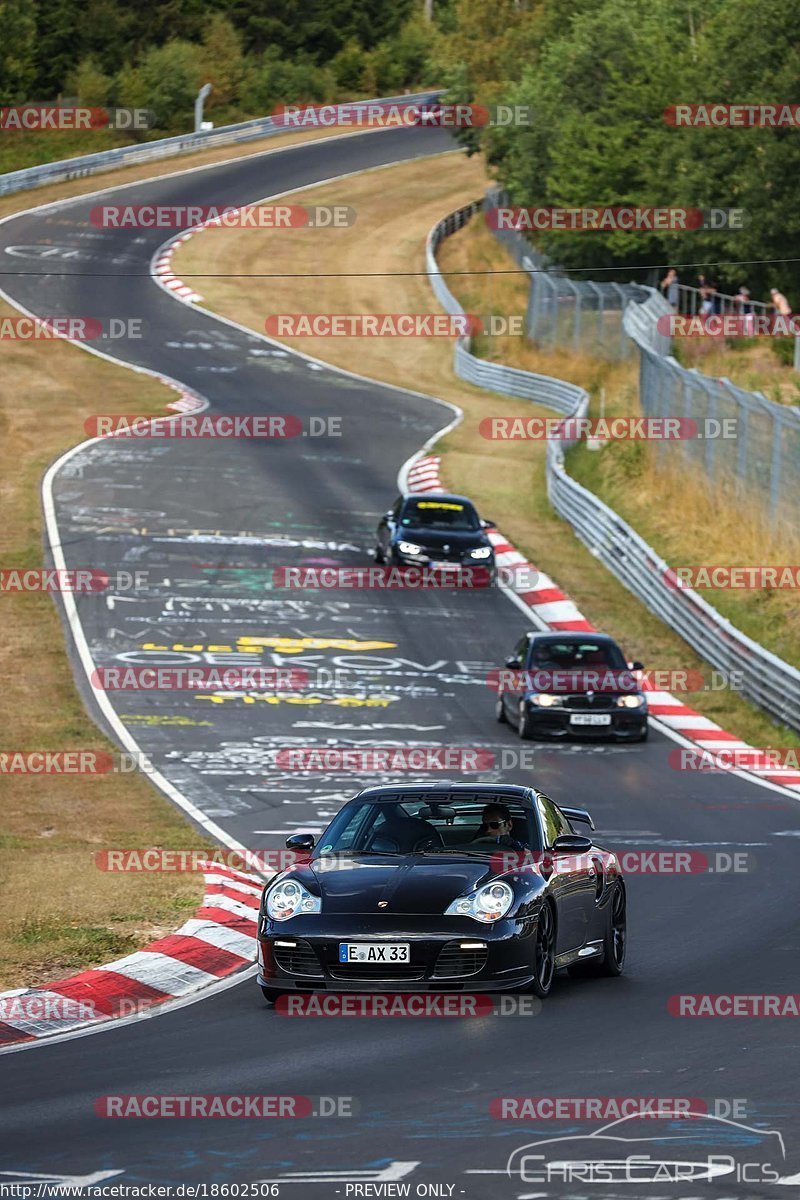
[485,191,800,529]
[486,189,650,359]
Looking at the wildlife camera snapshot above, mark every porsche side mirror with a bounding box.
[505,656,521,669]
[286,833,316,851]
[480,518,496,529]
[629,660,644,671]
[552,834,593,854]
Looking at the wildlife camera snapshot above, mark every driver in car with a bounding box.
[470,803,526,849]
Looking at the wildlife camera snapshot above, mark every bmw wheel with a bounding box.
[518,701,533,740]
[495,697,507,723]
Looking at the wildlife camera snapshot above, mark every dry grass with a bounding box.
[172,151,799,750]
[0,300,213,989]
[677,336,800,407]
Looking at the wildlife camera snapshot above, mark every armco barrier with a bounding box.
[0,92,438,198]
[426,203,800,734]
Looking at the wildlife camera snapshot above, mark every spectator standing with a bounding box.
[660,267,680,308]
[771,287,792,317]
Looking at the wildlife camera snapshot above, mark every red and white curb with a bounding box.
[407,455,800,795]
[0,863,263,1047]
[153,237,203,304]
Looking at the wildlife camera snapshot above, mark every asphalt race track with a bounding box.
[2,125,800,1197]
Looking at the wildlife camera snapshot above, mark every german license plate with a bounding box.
[570,713,612,726]
[339,942,410,963]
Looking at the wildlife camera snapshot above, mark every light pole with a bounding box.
[194,83,212,133]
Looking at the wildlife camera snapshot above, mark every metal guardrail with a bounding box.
[0,92,438,198]
[427,203,800,734]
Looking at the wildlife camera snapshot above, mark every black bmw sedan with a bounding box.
[374,493,496,574]
[495,631,649,741]
[256,783,626,1002]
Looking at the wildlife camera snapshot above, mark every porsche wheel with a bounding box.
[529,902,556,997]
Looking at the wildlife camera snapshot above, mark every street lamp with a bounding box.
[195,83,212,133]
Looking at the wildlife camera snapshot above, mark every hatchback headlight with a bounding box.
[397,541,423,555]
[469,546,493,559]
[445,880,514,923]
[265,879,321,921]
[616,694,645,708]
[531,694,563,707]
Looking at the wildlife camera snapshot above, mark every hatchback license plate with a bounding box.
[570,713,612,726]
[339,942,410,963]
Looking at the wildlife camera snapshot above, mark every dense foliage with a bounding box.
[435,0,800,296]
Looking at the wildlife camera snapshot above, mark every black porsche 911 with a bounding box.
[256,783,626,1002]
[374,493,496,574]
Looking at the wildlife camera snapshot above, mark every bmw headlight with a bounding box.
[397,541,423,555]
[445,880,515,923]
[616,694,646,708]
[530,694,563,707]
[469,546,493,560]
[265,878,321,921]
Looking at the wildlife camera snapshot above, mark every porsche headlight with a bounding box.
[469,546,493,559]
[265,878,321,921]
[445,880,514,923]
[616,694,645,708]
[530,693,563,707]
[398,541,423,555]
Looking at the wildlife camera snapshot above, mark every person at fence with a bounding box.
[470,804,527,849]
[770,287,792,318]
[732,286,754,334]
[660,267,679,307]
[733,286,753,315]
[698,276,715,316]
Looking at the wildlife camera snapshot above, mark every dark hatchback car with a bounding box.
[496,631,648,741]
[374,493,496,575]
[256,783,626,1002]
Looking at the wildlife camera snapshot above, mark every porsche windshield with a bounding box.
[315,797,540,857]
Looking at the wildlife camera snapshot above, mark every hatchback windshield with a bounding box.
[401,499,481,532]
[529,639,627,670]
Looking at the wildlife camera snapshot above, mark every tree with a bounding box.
[66,57,111,106]
[201,14,244,109]
[0,0,38,103]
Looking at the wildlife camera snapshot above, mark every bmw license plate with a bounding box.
[339,942,410,963]
[570,713,612,726]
